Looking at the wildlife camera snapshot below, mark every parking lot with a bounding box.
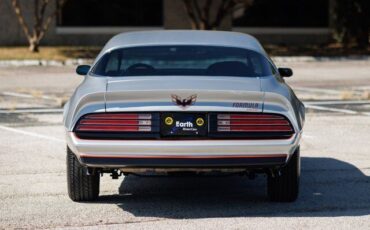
[1,60,370,229]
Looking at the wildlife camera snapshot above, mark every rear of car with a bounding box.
[64,31,304,203]
[71,111,297,166]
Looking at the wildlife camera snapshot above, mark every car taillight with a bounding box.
[208,113,294,139]
[216,114,293,132]
[75,113,154,132]
[74,112,294,140]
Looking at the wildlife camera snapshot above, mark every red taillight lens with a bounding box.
[216,113,293,133]
[75,113,154,132]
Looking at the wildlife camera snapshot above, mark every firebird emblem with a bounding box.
[171,94,197,108]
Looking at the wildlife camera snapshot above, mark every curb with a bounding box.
[271,55,370,63]
[0,56,369,67]
[0,59,94,67]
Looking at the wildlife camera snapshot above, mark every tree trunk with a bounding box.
[181,0,234,31]
[29,38,40,52]
[11,0,68,53]
[329,0,369,47]
[199,21,214,30]
[329,0,349,46]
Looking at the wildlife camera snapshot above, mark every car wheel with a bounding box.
[67,147,100,201]
[267,147,300,202]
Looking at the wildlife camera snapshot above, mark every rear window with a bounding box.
[92,45,275,77]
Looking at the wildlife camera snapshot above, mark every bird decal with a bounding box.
[171,94,197,108]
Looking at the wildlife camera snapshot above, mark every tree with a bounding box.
[181,0,253,30]
[329,0,369,48]
[11,0,67,52]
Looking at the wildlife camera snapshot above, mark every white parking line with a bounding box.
[0,108,63,114]
[0,125,64,143]
[304,104,358,114]
[305,100,370,105]
[1,91,33,98]
[302,134,314,139]
[293,87,342,95]
[1,91,57,100]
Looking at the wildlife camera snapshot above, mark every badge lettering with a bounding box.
[176,121,193,128]
[232,102,259,109]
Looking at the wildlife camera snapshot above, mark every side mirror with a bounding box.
[278,68,293,77]
[76,65,91,75]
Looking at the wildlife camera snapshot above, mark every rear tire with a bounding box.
[267,147,300,202]
[67,147,100,201]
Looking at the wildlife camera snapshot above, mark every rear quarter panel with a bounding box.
[260,75,305,132]
[63,75,106,131]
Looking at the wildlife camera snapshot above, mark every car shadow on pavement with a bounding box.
[97,157,370,218]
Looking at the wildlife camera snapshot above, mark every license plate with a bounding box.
[161,113,207,137]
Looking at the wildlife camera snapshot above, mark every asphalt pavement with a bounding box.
[0,60,370,229]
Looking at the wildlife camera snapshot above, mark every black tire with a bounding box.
[67,147,100,201]
[267,147,300,202]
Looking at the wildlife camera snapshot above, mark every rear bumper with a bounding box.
[66,132,301,168]
[80,154,288,168]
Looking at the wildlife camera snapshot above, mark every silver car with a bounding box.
[64,30,305,202]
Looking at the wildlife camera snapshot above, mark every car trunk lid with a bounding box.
[105,76,264,112]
